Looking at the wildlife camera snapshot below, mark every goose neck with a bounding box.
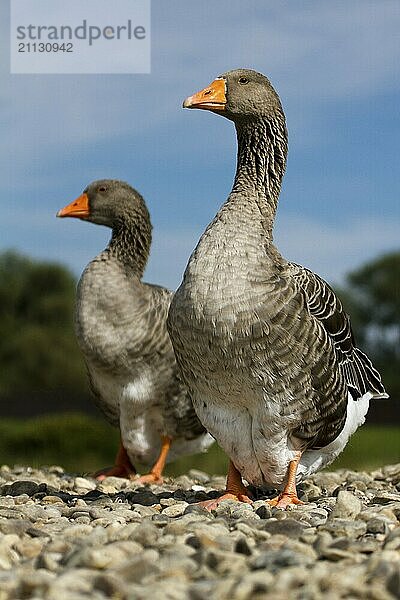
[231,116,288,235]
[108,216,151,276]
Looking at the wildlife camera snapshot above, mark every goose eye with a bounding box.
[98,186,107,193]
[238,77,249,85]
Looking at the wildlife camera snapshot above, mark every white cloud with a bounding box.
[274,214,400,284]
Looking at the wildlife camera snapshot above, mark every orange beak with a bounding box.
[183,78,226,111]
[57,193,90,219]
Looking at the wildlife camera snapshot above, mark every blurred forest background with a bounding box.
[0,249,399,475]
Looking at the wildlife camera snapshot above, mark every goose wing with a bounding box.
[289,262,388,401]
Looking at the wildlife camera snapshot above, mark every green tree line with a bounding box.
[0,249,399,419]
[0,250,86,395]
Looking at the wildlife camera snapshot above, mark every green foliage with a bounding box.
[0,414,119,473]
[331,425,400,470]
[338,251,400,404]
[0,414,398,476]
[347,252,400,328]
[0,249,398,478]
[0,250,87,394]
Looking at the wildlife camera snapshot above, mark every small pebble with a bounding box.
[330,490,362,519]
[0,463,399,598]
[161,502,189,517]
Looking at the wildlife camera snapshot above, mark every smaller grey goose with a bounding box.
[167,69,388,509]
[57,179,213,482]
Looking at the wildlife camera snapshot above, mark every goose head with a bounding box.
[57,179,150,230]
[183,68,284,123]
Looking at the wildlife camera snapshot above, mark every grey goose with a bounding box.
[57,179,213,483]
[167,69,388,508]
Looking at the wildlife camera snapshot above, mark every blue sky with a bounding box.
[1,0,399,290]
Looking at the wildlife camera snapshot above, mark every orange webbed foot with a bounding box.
[94,463,136,481]
[94,439,136,481]
[198,461,253,512]
[199,492,253,512]
[132,436,172,486]
[266,451,305,509]
[268,492,304,509]
[133,472,164,485]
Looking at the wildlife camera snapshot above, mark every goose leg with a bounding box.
[268,451,304,509]
[134,436,172,485]
[95,439,137,480]
[199,460,253,511]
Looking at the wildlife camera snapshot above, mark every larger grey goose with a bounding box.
[58,179,213,483]
[167,69,388,508]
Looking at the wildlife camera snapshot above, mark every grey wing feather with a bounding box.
[290,263,388,401]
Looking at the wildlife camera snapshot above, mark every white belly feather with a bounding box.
[193,388,370,490]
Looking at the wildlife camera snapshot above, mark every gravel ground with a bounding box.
[0,464,400,600]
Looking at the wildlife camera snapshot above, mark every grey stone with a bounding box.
[163,514,215,537]
[1,462,400,599]
[306,508,329,527]
[158,553,198,578]
[352,537,381,554]
[184,504,214,518]
[2,480,40,497]
[93,573,128,598]
[0,535,20,569]
[234,537,252,555]
[204,548,248,576]
[128,521,159,546]
[228,571,275,599]
[173,475,195,489]
[321,518,367,539]
[15,537,45,559]
[250,548,313,572]
[260,518,307,538]
[371,492,400,505]
[367,517,389,535]
[65,540,142,569]
[312,471,342,494]
[37,551,64,571]
[386,567,400,598]
[114,548,160,583]
[46,568,97,599]
[129,503,158,516]
[230,503,260,520]
[159,497,178,507]
[0,518,31,535]
[330,490,362,519]
[254,503,272,520]
[188,581,217,600]
[162,502,188,517]
[151,513,171,526]
[313,531,333,554]
[384,527,400,550]
[320,546,355,561]
[15,569,56,599]
[186,534,202,550]
[0,507,25,519]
